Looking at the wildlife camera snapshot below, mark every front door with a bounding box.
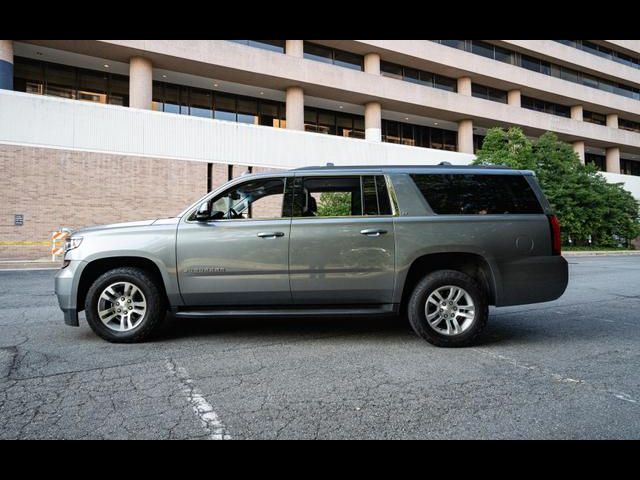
[177,175,292,306]
[288,174,396,305]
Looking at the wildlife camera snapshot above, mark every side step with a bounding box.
[174,304,398,319]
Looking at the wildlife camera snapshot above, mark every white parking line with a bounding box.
[472,348,638,405]
[165,359,231,440]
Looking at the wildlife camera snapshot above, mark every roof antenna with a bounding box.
[326,162,335,167]
[438,161,452,165]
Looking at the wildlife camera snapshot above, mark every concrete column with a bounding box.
[129,56,153,110]
[285,40,304,58]
[364,53,380,75]
[457,119,474,154]
[0,40,14,90]
[606,113,619,129]
[571,105,583,122]
[572,141,585,164]
[507,89,521,107]
[364,101,382,142]
[285,86,304,131]
[457,76,472,96]
[606,147,621,173]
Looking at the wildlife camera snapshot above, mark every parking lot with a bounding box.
[0,255,638,439]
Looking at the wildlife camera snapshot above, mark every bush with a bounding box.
[474,127,640,247]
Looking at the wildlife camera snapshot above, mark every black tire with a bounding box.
[84,267,166,343]
[407,269,488,347]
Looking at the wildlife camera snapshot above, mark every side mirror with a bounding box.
[195,201,211,221]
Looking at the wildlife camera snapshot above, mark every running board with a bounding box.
[174,304,398,319]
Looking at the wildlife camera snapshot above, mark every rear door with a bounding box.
[288,174,396,305]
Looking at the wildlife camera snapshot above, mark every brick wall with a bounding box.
[0,144,211,260]
[0,145,288,260]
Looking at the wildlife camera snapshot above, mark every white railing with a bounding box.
[0,90,473,170]
[601,172,640,199]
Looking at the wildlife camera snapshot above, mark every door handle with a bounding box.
[257,231,285,238]
[360,228,388,237]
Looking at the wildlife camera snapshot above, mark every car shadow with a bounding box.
[153,313,414,343]
[150,311,576,347]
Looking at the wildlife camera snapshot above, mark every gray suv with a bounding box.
[55,165,568,347]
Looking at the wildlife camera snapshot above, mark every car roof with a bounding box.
[291,164,534,175]
[231,164,535,180]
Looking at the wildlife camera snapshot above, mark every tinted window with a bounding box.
[472,83,507,103]
[585,153,606,171]
[619,118,640,133]
[621,159,640,176]
[362,176,379,215]
[375,176,393,215]
[380,61,403,79]
[303,43,333,64]
[410,174,543,215]
[434,74,457,92]
[334,49,363,70]
[583,110,606,126]
[249,40,285,53]
[231,40,285,53]
[471,41,495,59]
[303,42,363,71]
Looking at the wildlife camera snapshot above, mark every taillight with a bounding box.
[548,215,561,256]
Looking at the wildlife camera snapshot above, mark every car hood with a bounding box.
[71,218,178,236]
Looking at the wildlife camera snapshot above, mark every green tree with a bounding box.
[474,127,640,247]
[316,192,352,217]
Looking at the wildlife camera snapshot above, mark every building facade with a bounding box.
[1,40,639,259]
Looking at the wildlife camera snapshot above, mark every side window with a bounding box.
[376,175,393,215]
[410,174,543,215]
[292,175,393,218]
[205,177,286,220]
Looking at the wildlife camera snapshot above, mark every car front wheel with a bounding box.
[407,270,488,347]
[84,267,166,343]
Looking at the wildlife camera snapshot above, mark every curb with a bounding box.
[0,259,62,271]
[563,251,640,257]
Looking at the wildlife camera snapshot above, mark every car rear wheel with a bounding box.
[407,270,488,347]
[85,267,166,343]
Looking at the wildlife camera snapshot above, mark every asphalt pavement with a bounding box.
[0,256,638,439]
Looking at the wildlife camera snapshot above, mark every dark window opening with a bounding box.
[585,153,606,171]
[583,110,607,126]
[471,83,507,103]
[303,42,363,71]
[13,56,130,106]
[410,174,544,215]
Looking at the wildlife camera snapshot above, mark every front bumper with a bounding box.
[54,260,86,327]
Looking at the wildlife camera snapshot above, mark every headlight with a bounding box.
[64,236,83,253]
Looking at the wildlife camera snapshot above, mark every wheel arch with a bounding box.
[399,252,497,312]
[76,256,170,312]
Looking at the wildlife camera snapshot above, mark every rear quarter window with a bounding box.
[410,173,543,215]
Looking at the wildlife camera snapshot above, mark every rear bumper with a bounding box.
[54,260,85,327]
[495,255,568,307]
